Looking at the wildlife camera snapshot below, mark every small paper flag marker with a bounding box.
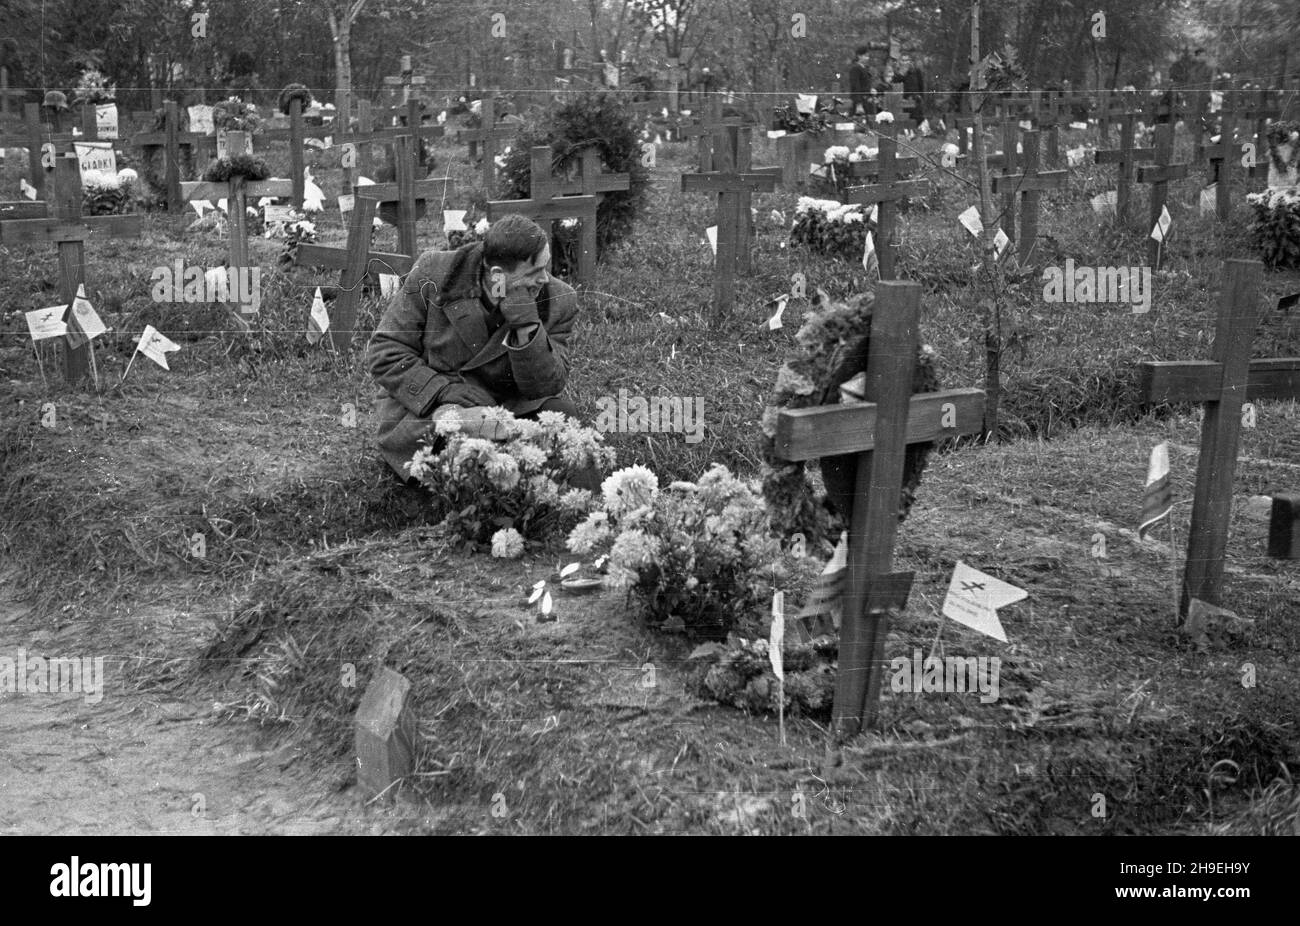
[770,591,786,746]
[1199,185,1216,216]
[940,562,1027,643]
[958,205,982,238]
[1066,145,1086,167]
[795,94,818,114]
[1138,442,1173,539]
[1150,204,1172,242]
[705,225,717,257]
[765,295,788,331]
[307,287,329,344]
[862,230,879,279]
[443,209,468,233]
[122,325,180,382]
[26,307,67,341]
[379,273,400,298]
[20,178,37,200]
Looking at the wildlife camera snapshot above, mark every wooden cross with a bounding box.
[130,101,217,213]
[843,133,927,279]
[12,104,47,198]
[383,55,427,107]
[254,98,337,210]
[680,94,750,173]
[990,130,1067,264]
[554,147,630,200]
[360,135,453,258]
[1094,109,1154,225]
[294,196,413,352]
[1136,122,1189,269]
[681,149,777,319]
[1243,89,1282,187]
[1035,89,1069,166]
[660,57,687,115]
[0,154,143,383]
[458,94,518,190]
[1138,260,1300,617]
[181,131,293,322]
[487,146,599,284]
[880,84,918,134]
[995,120,1020,242]
[1197,89,1240,221]
[771,281,986,735]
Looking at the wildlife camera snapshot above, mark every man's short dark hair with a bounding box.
[482,213,548,270]
[855,44,870,57]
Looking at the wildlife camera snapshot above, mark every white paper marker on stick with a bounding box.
[863,230,879,279]
[795,94,818,115]
[443,209,467,233]
[769,592,785,681]
[25,307,67,341]
[765,295,788,330]
[705,225,717,257]
[993,227,1010,259]
[958,205,983,238]
[941,562,1027,643]
[70,285,106,340]
[20,178,37,200]
[307,287,329,344]
[379,274,400,298]
[133,325,180,371]
[1150,205,1172,242]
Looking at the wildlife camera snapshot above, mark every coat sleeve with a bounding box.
[504,280,577,399]
[367,251,458,417]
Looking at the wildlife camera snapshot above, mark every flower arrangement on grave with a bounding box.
[212,96,262,134]
[770,99,836,135]
[819,143,877,195]
[277,84,314,116]
[201,154,271,183]
[789,196,876,263]
[759,289,941,548]
[72,69,116,106]
[497,91,652,274]
[566,464,800,640]
[697,634,840,718]
[1247,122,1300,269]
[447,216,490,250]
[80,168,135,216]
[407,409,613,551]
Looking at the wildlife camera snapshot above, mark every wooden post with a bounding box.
[289,97,305,210]
[770,285,986,734]
[1269,495,1300,560]
[130,101,215,213]
[1135,261,1300,616]
[1137,123,1188,269]
[1095,110,1154,226]
[488,147,598,284]
[1198,90,1238,221]
[0,154,143,383]
[843,133,927,279]
[459,94,517,191]
[23,103,45,199]
[294,196,414,352]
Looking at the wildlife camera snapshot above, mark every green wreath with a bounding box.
[759,289,941,549]
[202,155,271,182]
[278,84,314,116]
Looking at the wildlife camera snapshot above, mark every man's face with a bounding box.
[900,55,912,70]
[490,242,552,302]
[857,52,870,66]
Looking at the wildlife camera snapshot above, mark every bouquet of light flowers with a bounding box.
[567,463,792,640]
[81,168,135,215]
[408,409,613,553]
[1247,185,1300,270]
[820,144,878,195]
[789,196,876,262]
[213,96,262,134]
[72,68,116,106]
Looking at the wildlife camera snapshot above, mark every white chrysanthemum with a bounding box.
[81,169,121,191]
[515,444,548,472]
[484,452,521,491]
[667,481,698,492]
[609,528,662,570]
[875,111,894,124]
[565,511,611,554]
[453,437,496,468]
[823,145,850,163]
[434,412,464,435]
[601,465,659,517]
[474,217,490,235]
[510,418,544,441]
[404,446,438,481]
[558,487,593,512]
[490,527,525,558]
[116,167,138,184]
[527,474,560,504]
[535,410,571,430]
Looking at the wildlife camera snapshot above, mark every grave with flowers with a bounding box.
[1246,121,1300,269]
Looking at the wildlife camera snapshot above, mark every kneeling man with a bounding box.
[368,213,585,483]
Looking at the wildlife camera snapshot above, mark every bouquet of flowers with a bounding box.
[789,196,876,262]
[408,409,613,552]
[447,216,490,250]
[770,99,838,135]
[72,69,116,106]
[818,143,878,195]
[81,168,135,215]
[567,464,789,640]
[1247,186,1300,269]
[213,96,262,134]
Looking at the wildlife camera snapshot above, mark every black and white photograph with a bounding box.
[0,0,1297,857]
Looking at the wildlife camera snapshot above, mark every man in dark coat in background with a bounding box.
[896,52,927,126]
[367,213,590,485]
[848,45,875,116]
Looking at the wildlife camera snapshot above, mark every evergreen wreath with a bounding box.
[759,289,941,549]
[278,83,314,116]
[202,155,271,182]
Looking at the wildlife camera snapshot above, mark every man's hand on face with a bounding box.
[500,285,541,328]
[488,241,551,328]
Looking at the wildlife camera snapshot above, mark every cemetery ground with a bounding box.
[3,127,1300,834]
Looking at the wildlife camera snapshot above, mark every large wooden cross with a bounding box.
[1094,109,1155,226]
[1136,122,1189,269]
[553,147,630,201]
[294,195,414,352]
[771,281,986,735]
[1197,89,1241,221]
[254,98,337,210]
[130,101,217,213]
[1034,89,1068,166]
[1138,259,1300,617]
[0,155,143,383]
[681,151,777,319]
[181,131,293,322]
[458,94,518,190]
[990,130,1068,264]
[843,132,927,279]
[488,146,599,284]
[361,135,453,258]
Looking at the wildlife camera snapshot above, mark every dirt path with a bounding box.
[0,584,398,836]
